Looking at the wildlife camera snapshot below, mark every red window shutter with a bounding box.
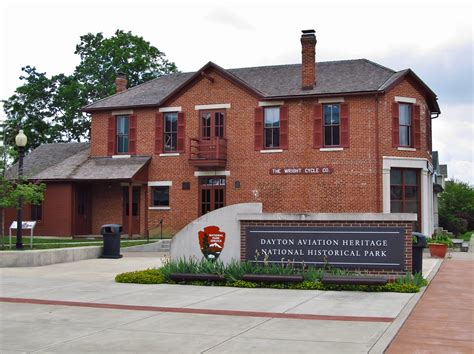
[391,102,400,147]
[412,104,421,149]
[128,115,137,155]
[279,105,289,149]
[107,116,116,156]
[177,112,185,152]
[340,103,349,148]
[155,113,163,154]
[254,107,263,150]
[313,104,323,148]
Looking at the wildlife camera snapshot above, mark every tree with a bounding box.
[439,179,474,235]
[0,177,46,248]
[2,30,178,156]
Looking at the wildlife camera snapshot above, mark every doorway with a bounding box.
[123,186,141,235]
[74,184,92,235]
[199,177,226,216]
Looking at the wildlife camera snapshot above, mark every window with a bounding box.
[390,168,420,231]
[264,107,280,148]
[31,204,42,221]
[164,113,178,152]
[152,186,169,207]
[323,104,340,146]
[399,104,411,146]
[116,115,129,153]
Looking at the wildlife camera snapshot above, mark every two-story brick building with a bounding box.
[6,29,440,238]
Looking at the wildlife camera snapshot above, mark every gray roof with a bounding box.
[83,59,397,110]
[6,143,150,181]
[83,58,440,113]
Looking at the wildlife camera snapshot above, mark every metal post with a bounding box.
[16,146,24,250]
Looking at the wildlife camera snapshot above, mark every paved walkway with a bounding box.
[0,254,440,353]
[386,252,474,353]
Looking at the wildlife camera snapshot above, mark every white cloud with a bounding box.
[433,103,474,183]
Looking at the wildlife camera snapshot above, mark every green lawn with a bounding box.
[0,236,166,251]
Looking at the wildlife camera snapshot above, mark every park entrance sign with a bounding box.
[245,226,405,270]
[170,203,417,277]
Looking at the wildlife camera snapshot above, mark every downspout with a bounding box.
[375,94,381,212]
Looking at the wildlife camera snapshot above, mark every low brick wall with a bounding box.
[239,213,415,278]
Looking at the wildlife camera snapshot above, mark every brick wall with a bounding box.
[89,68,432,235]
[240,220,413,278]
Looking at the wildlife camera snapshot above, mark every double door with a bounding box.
[199,177,225,216]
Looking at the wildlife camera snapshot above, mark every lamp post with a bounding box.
[15,130,27,250]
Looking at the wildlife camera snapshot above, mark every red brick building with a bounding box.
[6,29,440,237]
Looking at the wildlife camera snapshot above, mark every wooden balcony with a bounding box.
[189,138,227,169]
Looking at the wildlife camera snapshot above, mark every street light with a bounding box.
[15,130,27,250]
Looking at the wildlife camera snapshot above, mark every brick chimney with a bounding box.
[115,72,127,93]
[300,29,317,90]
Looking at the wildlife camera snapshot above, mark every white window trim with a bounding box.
[112,155,131,159]
[318,97,344,103]
[320,147,343,152]
[195,103,230,110]
[148,181,172,187]
[395,96,416,104]
[260,149,283,154]
[159,153,180,157]
[148,206,171,211]
[258,101,284,107]
[112,110,133,116]
[397,147,417,152]
[159,106,181,113]
[194,170,230,177]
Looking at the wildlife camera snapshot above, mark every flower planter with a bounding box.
[428,243,448,258]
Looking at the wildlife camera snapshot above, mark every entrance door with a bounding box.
[74,184,92,235]
[200,110,225,140]
[199,177,226,216]
[123,186,140,235]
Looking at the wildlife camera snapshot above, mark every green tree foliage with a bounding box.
[2,30,177,156]
[439,179,474,235]
[0,177,45,209]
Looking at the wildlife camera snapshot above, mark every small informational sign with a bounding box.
[10,221,36,229]
[9,221,37,249]
[245,226,405,270]
[270,167,333,175]
[199,226,226,261]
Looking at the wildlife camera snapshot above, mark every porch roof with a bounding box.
[7,143,150,181]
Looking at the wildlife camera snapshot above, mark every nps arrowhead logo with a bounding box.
[198,226,226,261]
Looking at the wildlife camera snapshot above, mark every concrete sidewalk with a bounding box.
[0,254,440,353]
[386,252,474,353]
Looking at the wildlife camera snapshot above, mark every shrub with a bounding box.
[461,231,473,242]
[227,280,258,288]
[115,268,165,284]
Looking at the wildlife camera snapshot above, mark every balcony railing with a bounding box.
[189,137,227,169]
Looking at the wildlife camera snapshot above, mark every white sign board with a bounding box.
[10,221,37,229]
[9,221,37,249]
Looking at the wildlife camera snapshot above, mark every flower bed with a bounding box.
[115,258,428,293]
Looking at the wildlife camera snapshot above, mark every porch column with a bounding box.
[128,182,133,239]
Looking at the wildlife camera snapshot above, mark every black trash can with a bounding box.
[412,232,427,275]
[100,224,123,259]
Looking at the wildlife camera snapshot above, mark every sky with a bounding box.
[0,0,472,182]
